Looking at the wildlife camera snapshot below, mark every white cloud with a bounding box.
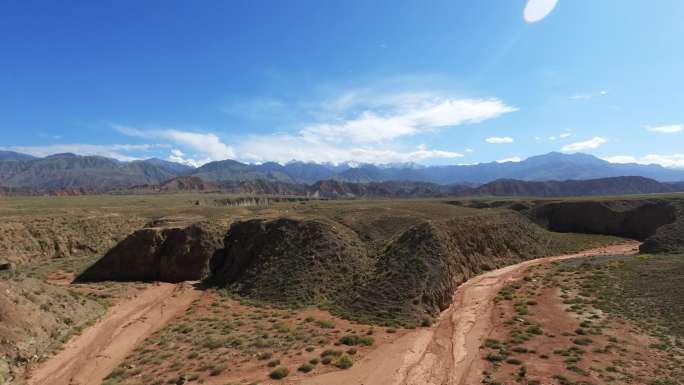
[603,154,684,168]
[167,149,211,168]
[116,125,235,165]
[161,130,234,160]
[645,124,683,134]
[116,89,515,165]
[559,132,571,138]
[302,97,516,143]
[524,0,558,23]
[2,144,160,161]
[548,136,557,141]
[465,148,474,153]
[561,137,607,152]
[485,136,514,144]
[237,90,514,164]
[497,156,522,163]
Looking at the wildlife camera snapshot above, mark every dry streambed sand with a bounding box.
[27,282,201,385]
[296,241,639,385]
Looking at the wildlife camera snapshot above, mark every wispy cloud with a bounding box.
[237,90,515,164]
[561,137,607,152]
[570,90,608,101]
[116,85,516,165]
[645,124,682,134]
[603,154,684,168]
[485,136,514,144]
[1,144,161,161]
[301,97,515,143]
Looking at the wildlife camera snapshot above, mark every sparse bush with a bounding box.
[298,363,314,373]
[269,367,289,379]
[335,354,353,369]
[267,359,280,367]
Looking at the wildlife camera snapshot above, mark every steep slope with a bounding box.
[211,218,372,306]
[527,200,677,240]
[339,211,601,324]
[77,222,225,282]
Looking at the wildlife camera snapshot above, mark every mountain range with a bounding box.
[1,150,684,195]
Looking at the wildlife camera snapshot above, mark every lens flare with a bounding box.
[524,0,558,23]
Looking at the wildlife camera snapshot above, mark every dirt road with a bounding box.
[298,241,639,385]
[27,282,202,385]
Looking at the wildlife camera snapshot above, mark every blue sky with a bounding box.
[2,0,684,167]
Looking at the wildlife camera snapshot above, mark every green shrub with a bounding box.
[316,320,335,329]
[335,354,353,369]
[320,349,342,357]
[269,367,289,379]
[267,359,280,367]
[298,363,314,373]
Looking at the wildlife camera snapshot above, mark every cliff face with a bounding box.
[528,201,676,240]
[77,223,224,282]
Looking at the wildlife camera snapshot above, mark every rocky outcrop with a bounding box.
[211,218,372,306]
[528,201,676,240]
[342,212,574,324]
[77,223,224,282]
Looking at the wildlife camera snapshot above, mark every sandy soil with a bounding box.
[26,282,202,385]
[296,241,639,385]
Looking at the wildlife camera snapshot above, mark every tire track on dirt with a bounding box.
[27,282,201,385]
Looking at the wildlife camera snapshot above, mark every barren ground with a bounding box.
[27,282,201,385]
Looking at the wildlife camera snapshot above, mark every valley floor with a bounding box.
[25,242,640,385]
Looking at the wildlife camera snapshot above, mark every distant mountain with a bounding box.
[0,151,37,161]
[2,151,684,195]
[471,176,681,197]
[127,175,680,198]
[0,153,176,193]
[140,158,195,175]
[128,178,465,198]
[184,152,684,184]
